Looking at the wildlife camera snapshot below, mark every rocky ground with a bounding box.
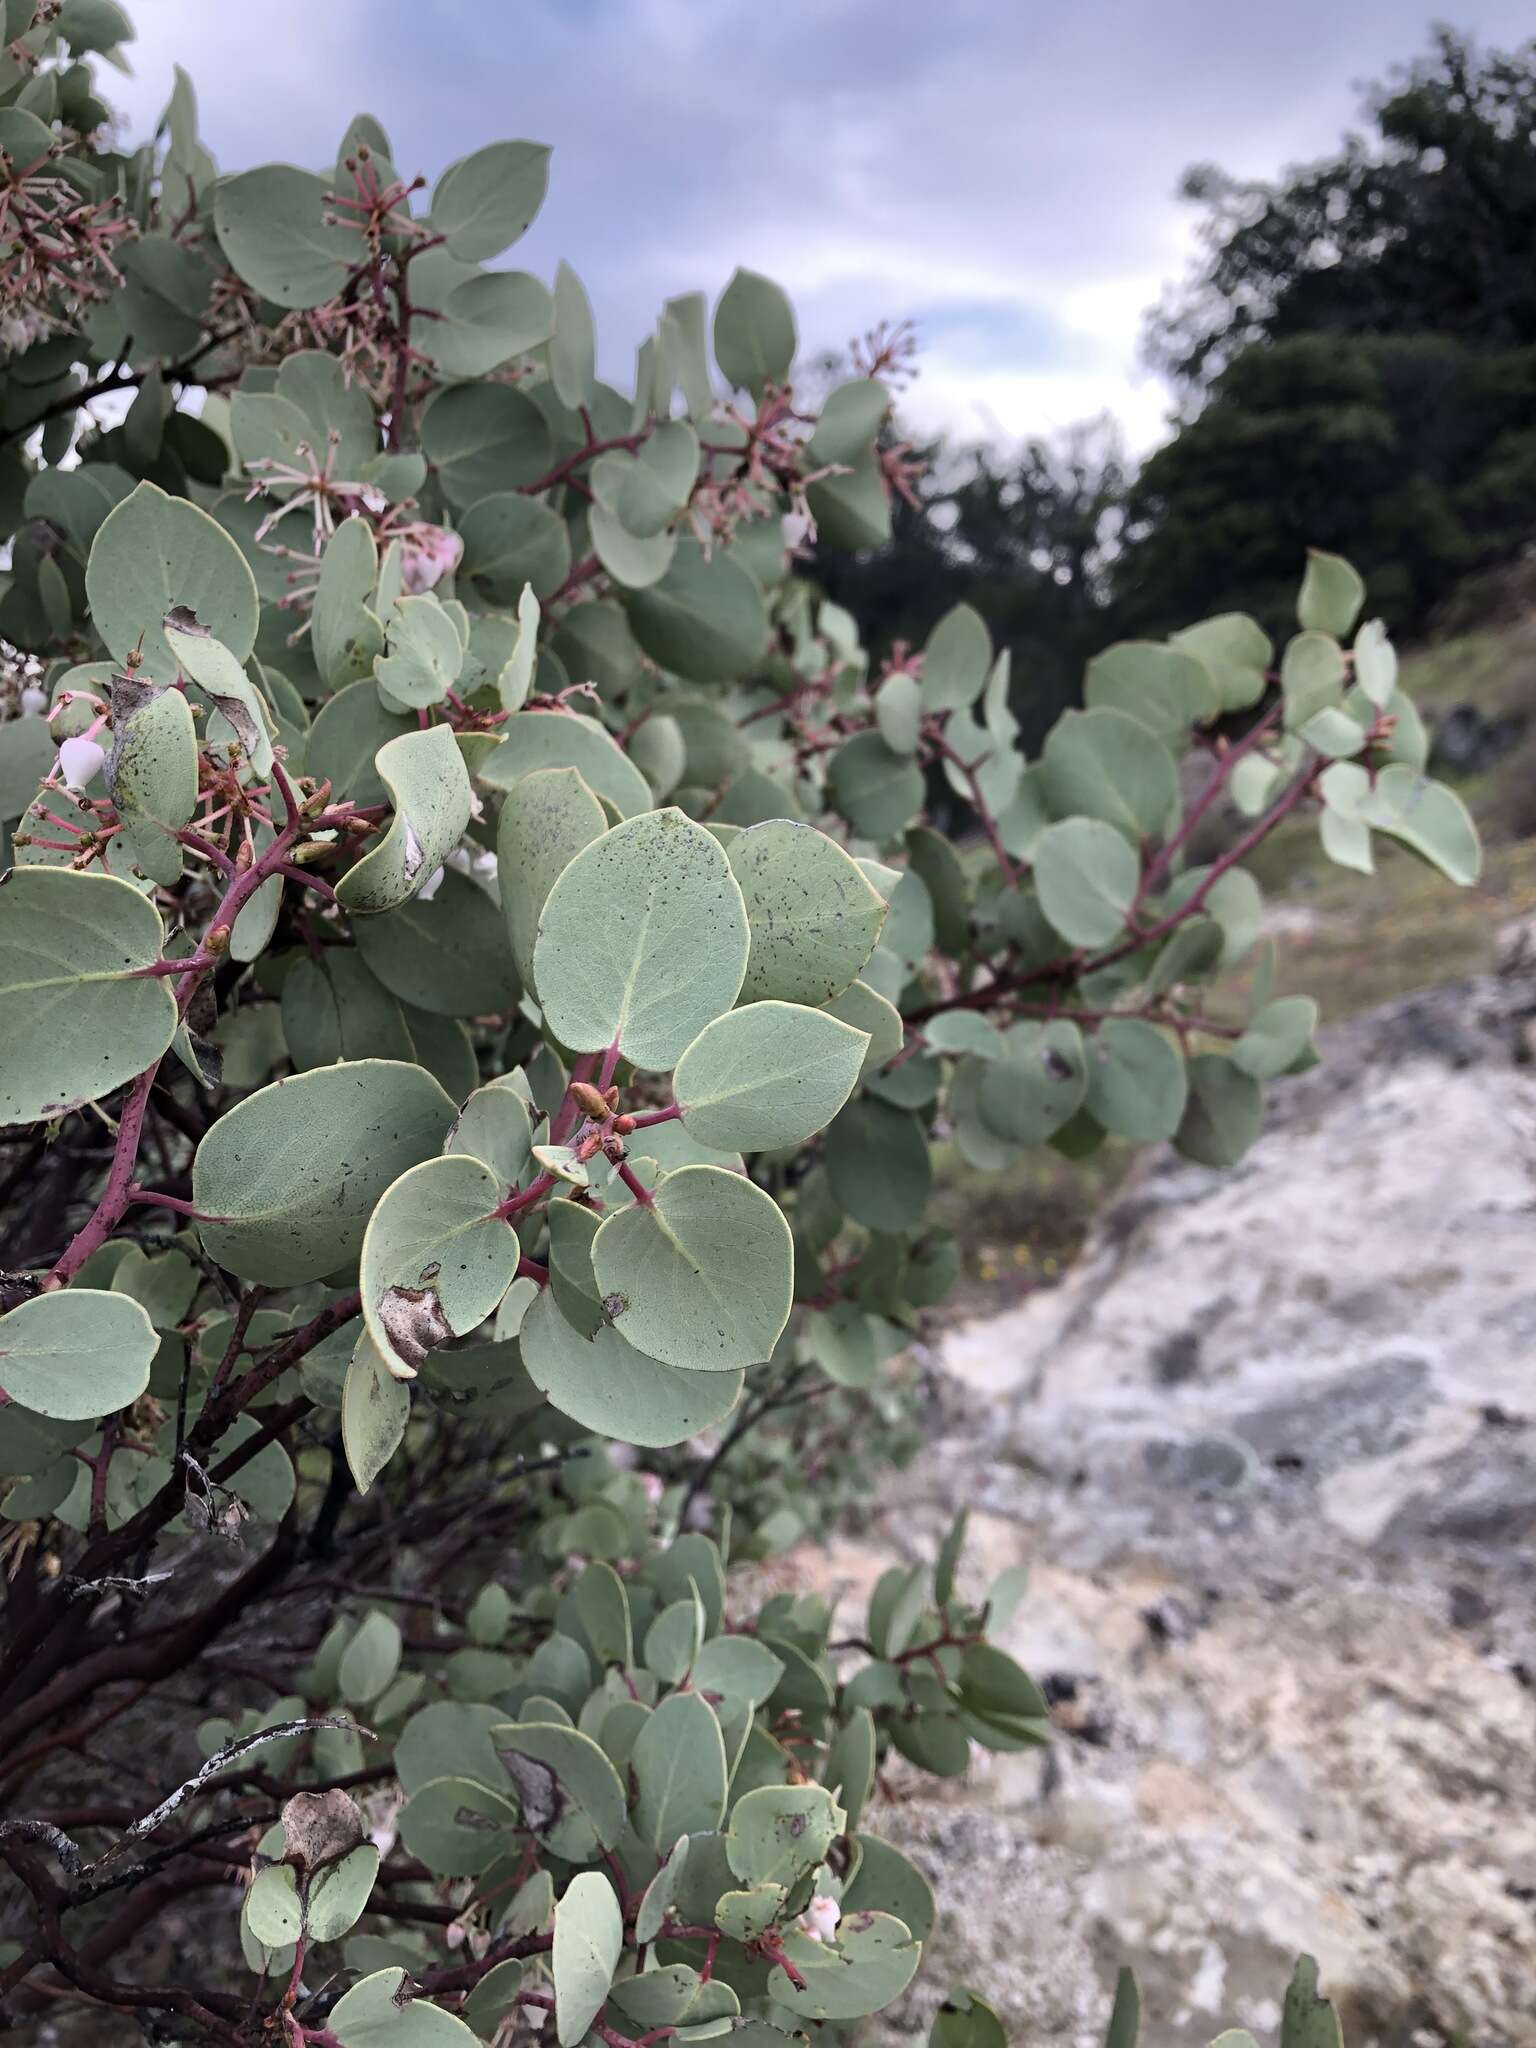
[797,961,1536,2048]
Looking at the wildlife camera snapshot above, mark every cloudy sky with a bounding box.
[107,2,1533,458]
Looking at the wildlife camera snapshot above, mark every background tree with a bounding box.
[815,417,1129,753]
[1125,27,1536,637]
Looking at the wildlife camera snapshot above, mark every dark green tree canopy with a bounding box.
[1118,330,1536,640]
[1148,27,1536,387]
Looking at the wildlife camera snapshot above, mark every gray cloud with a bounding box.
[108,1,1536,452]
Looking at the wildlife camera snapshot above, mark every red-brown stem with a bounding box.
[51,798,336,1282]
[125,1188,227,1224]
[496,1171,558,1221]
[626,1104,681,1130]
[1135,697,1284,906]
[549,552,602,607]
[49,1065,160,1285]
[173,825,237,875]
[86,1420,120,1539]
[216,1291,362,1419]
[520,432,648,498]
[278,862,338,904]
[906,749,1325,1029]
[549,1052,599,1145]
[0,323,246,449]
[615,1161,654,1207]
[1122,752,1322,953]
[1008,1001,1241,1039]
[924,725,1021,888]
[269,756,304,830]
[208,1288,263,1399]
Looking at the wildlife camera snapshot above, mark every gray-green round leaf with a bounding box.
[458,494,571,607]
[431,140,551,262]
[1233,996,1318,1079]
[553,1871,623,2047]
[353,868,521,1018]
[591,1164,792,1371]
[632,1692,728,1850]
[551,260,597,411]
[339,1608,402,1705]
[305,682,412,805]
[246,1864,303,1949]
[622,540,767,683]
[534,809,749,1071]
[446,1080,534,1189]
[0,1290,156,1420]
[1033,818,1139,948]
[520,1287,743,1445]
[1175,1054,1264,1168]
[726,1783,842,1890]
[419,382,553,509]
[418,271,553,378]
[214,165,359,307]
[921,603,990,713]
[1084,640,1219,735]
[336,725,474,917]
[106,678,197,835]
[1169,612,1272,713]
[875,672,921,754]
[824,1097,931,1233]
[0,868,178,1126]
[305,1843,380,1944]
[729,820,888,1005]
[674,1002,867,1152]
[0,715,56,822]
[822,979,904,1075]
[193,1060,456,1284]
[1084,1020,1187,1141]
[1040,708,1178,845]
[397,1776,521,1879]
[713,268,796,396]
[479,709,653,819]
[492,1719,627,1851]
[341,1331,412,1494]
[828,732,924,843]
[361,1156,519,1378]
[808,378,890,464]
[977,1020,1087,1144]
[495,766,607,992]
[768,1911,921,2023]
[1297,549,1365,638]
[86,482,258,683]
[1357,766,1480,885]
[330,1966,480,2044]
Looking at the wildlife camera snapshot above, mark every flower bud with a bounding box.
[798,1894,841,1944]
[399,525,464,595]
[416,865,445,902]
[570,1082,610,1120]
[20,685,47,716]
[56,736,105,790]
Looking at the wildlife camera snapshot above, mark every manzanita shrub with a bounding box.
[0,5,1479,2043]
